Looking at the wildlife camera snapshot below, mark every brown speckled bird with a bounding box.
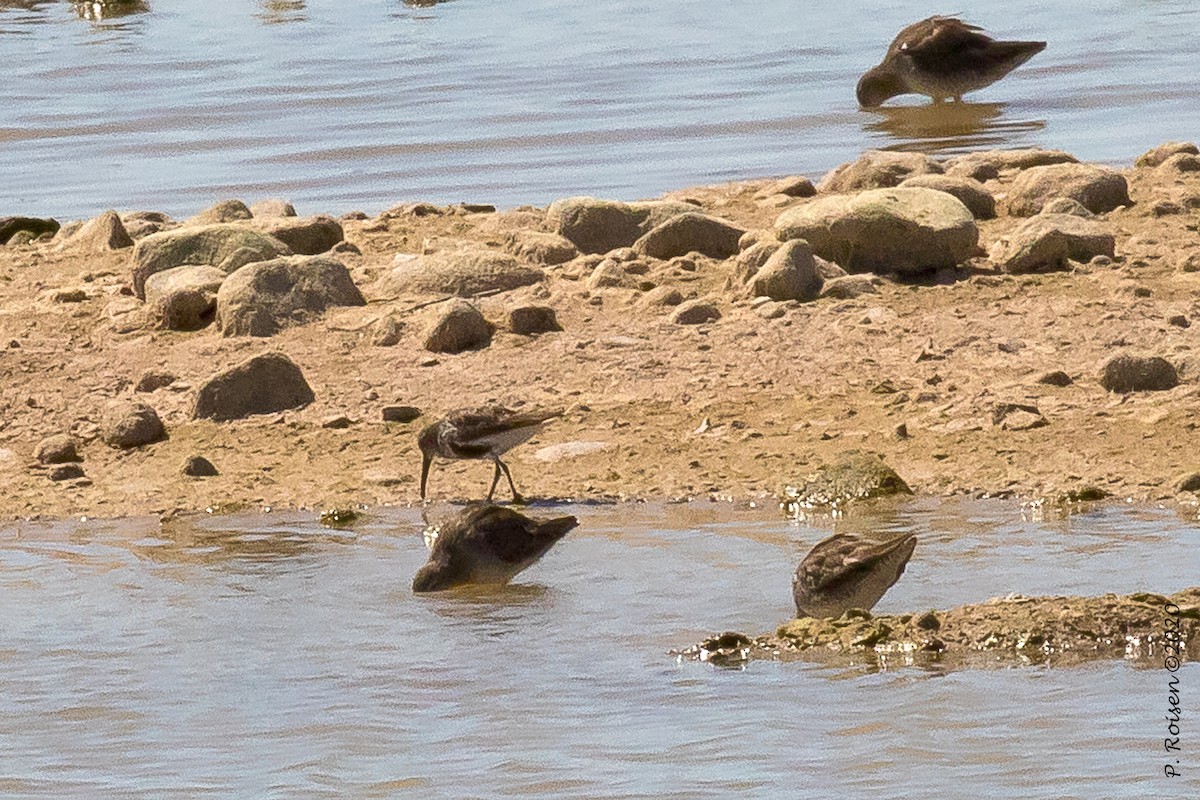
[417,406,560,503]
[412,502,578,592]
[792,532,917,618]
[857,16,1045,107]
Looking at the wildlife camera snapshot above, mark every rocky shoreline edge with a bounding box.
[680,587,1200,669]
[3,142,1200,519]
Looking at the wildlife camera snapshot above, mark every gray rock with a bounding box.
[58,210,133,252]
[1040,197,1094,217]
[507,305,561,335]
[1037,370,1073,387]
[815,256,848,281]
[1135,141,1199,168]
[730,241,780,284]
[1099,354,1179,393]
[0,216,59,245]
[216,255,366,337]
[48,464,86,482]
[640,285,684,306]
[120,211,174,240]
[381,249,543,296]
[670,300,721,325]
[143,265,227,306]
[187,199,253,226]
[818,151,942,193]
[249,199,297,218]
[382,405,422,423]
[371,314,404,346]
[545,196,696,254]
[587,260,630,289]
[252,215,344,255]
[193,352,315,421]
[102,402,166,448]
[1178,252,1200,273]
[765,175,816,198]
[1004,164,1131,216]
[748,239,821,302]
[135,370,176,392]
[1176,472,1200,493]
[423,299,493,353]
[131,224,291,299]
[182,456,219,477]
[503,230,579,266]
[819,274,878,299]
[631,212,745,260]
[775,187,977,275]
[899,174,996,219]
[1156,153,1200,176]
[942,148,1078,181]
[158,288,216,331]
[35,434,81,464]
[990,214,1115,274]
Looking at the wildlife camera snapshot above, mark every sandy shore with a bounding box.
[2,144,1200,520]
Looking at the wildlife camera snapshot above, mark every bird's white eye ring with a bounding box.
[900,42,908,50]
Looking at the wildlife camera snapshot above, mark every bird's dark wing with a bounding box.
[800,534,916,592]
[890,16,997,72]
[467,505,577,564]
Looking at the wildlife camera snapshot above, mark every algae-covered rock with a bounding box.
[781,451,912,513]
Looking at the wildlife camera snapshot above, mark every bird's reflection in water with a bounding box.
[415,583,556,640]
[73,0,149,22]
[257,0,306,25]
[862,101,1046,155]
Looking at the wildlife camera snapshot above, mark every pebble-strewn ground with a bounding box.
[2,144,1200,520]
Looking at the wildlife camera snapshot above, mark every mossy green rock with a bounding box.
[781,451,912,512]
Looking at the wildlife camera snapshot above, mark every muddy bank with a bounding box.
[3,143,1200,518]
[681,587,1200,669]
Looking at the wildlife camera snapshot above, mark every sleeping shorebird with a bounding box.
[417,406,560,503]
[792,532,917,618]
[856,16,1045,107]
[412,502,578,592]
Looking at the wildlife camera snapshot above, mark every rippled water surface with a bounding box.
[1,499,1198,797]
[2,0,1199,218]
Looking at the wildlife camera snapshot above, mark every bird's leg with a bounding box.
[497,459,524,504]
[487,461,502,501]
[952,95,963,103]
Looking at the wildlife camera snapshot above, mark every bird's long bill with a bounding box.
[420,452,433,499]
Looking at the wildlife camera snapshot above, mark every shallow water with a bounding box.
[1,1,1198,218]
[1,498,1197,796]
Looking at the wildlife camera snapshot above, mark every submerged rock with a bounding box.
[775,187,977,275]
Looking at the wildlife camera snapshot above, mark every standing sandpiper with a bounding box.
[412,502,578,592]
[857,17,1045,107]
[792,532,917,618]
[418,406,560,503]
